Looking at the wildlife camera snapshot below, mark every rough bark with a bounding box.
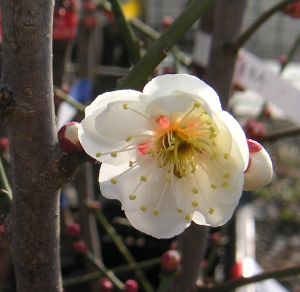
[173,1,247,291]
[1,1,63,291]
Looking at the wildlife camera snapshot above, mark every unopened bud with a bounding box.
[231,260,244,280]
[99,278,114,292]
[72,240,88,255]
[124,279,139,292]
[58,122,83,153]
[66,223,81,237]
[243,139,273,191]
[161,249,181,273]
[244,120,266,140]
[0,137,9,152]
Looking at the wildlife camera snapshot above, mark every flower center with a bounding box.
[151,102,218,178]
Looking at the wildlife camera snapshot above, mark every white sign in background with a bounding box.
[193,31,300,125]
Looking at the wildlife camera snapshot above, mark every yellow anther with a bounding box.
[111,152,118,158]
[192,187,199,194]
[110,178,117,185]
[123,103,128,110]
[96,152,101,157]
[208,208,215,215]
[177,208,183,213]
[192,201,199,207]
[129,194,136,200]
[206,120,212,125]
[185,214,192,222]
[194,102,201,108]
[126,136,132,142]
[153,210,160,216]
[140,175,147,182]
[224,172,230,179]
[224,153,229,160]
[212,141,217,147]
[140,205,147,212]
[222,182,229,188]
[211,184,217,190]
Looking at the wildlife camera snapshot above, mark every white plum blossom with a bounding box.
[78,74,251,238]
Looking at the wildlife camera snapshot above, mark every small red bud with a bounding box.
[124,279,139,292]
[58,122,83,154]
[200,259,208,269]
[210,232,222,244]
[162,16,173,28]
[0,137,9,152]
[244,120,266,140]
[72,240,88,255]
[279,54,288,65]
[99,278,114,292]
[66,223,81,237]
[161,250,181,273]
[231,260,244,280]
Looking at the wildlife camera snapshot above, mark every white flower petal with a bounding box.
[143,74,222,112]
[85,89,141,116]
[145,92,197,116]
[125,187,190,238]
[217,111,249,170]
[94,100,153,142]
[79,111,136,165]
[243,141,273,191]
[100,160,173,212]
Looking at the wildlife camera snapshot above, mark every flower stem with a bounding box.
[63,257,160,287]
[199,264,300,291]
[117,0,214,90]
[280,35,300,73]
[93,209,154,292]
[54,86,86,113]
[130,18,192,66]
[86,252,125,290]
[108,0,141,64]
[232,0,297,52]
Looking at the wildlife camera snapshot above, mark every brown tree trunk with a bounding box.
[1,1,63,291]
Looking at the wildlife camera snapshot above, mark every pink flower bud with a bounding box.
[66,223,81,237]
[99,278,114,292]
[124,279,139,292]
[210,232,222,244]
[72,240,88,255]
[0,137,9,152]
[58,122,83,153]
[161,250,181,273]
[231,260,244,280]
[244,120,266,140]
[243,139,273,191]
[162,16,173,28]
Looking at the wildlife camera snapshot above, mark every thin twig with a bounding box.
[280,35,300,73]
[63,257,160,287]
[260,126,300,142]
[54,86,86,113]
[93,209,154,292]
[108,0,141,64]
[117,0,214,90]
[232,0,297,52]
[87,252,125,290]
[199,264,300,291]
